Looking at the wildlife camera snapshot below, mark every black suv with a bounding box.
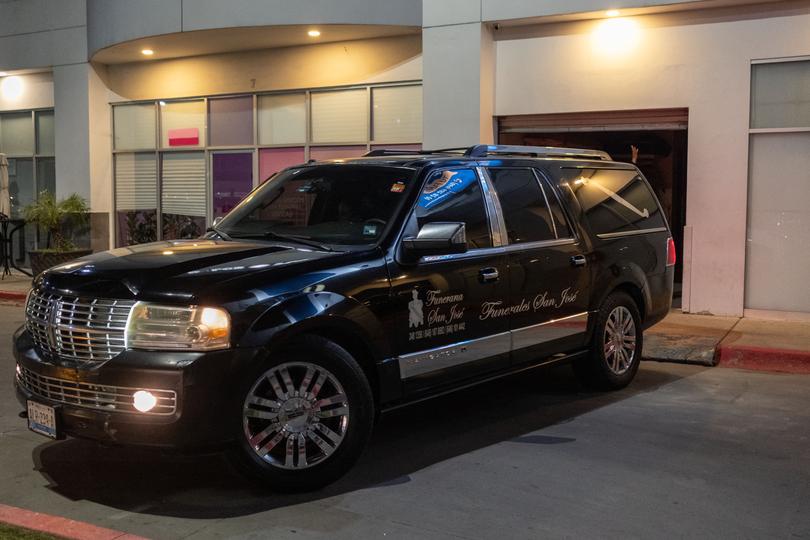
[14,145,674,491]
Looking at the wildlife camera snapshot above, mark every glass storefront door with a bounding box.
[212,151,253,220]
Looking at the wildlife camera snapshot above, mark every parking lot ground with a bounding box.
[2,302,810,539]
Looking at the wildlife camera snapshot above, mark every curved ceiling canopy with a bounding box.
[92,24,420,65]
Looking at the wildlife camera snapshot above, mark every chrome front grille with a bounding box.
[16,365,177,415]
[26,289,135,363]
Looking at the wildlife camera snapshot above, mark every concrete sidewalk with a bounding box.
[0,273,30,301]
[645,310,810,374]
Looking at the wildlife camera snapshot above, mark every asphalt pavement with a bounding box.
[1,301,809,539]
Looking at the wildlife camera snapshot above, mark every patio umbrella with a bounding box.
[0,153,9,217]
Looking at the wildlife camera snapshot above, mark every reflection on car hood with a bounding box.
[37,238,348,302]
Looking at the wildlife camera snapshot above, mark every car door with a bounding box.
[388,167,511,393]
[483,167,591,366]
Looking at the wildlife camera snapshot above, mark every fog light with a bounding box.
[133,390,157,412]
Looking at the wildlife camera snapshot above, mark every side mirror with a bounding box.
[402,222,467,258]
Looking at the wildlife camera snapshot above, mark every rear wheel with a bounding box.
[228,335,374,492]
[574,291,642,390]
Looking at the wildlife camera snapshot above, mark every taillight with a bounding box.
[666,237,676,267]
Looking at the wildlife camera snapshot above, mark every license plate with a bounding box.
[27,400,58,439]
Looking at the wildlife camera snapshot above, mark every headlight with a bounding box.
[125,302,231,351]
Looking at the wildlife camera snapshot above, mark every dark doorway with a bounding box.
[498,117,688,300]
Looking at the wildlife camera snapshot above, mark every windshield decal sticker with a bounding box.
[390,181,405,193]
[418,170,476,209]
[408,288,466,341]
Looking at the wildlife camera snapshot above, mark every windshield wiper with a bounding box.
[264,231,334,252]
[206,225,233,241]
[230,230,334,252]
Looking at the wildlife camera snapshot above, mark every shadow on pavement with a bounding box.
[33,362,699,519]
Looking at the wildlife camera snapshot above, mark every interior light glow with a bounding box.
[0,72,8,77]
[141,49,154,56]
[307,30,321,37]
[592,18,641,56]
[1,76,23,100]
[133,390,157,412]
[605,9,620,17]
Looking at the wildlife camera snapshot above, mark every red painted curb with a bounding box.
[0,504,148,540]
[0,289,27,301]
[716,344,810,374]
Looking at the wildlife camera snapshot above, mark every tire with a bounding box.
[227,335,375,492]
[574,291,643,391]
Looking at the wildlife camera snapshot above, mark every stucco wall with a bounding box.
[87,0,422,58]
[0,72,54,111]
[0,0,86,71]
[495,9,810,316]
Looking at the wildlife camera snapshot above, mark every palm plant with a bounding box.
[23,191,90,251]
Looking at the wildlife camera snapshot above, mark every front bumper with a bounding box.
[13,326,263,450]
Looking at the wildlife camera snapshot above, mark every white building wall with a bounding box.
[495,10,810,316]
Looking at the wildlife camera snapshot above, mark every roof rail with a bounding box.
[464,144,612,161]
[363,149,425,157]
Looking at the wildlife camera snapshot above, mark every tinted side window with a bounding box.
[415,169,492,249]
[537,173,573,239]
[569,168,665,235]
[488,168,555,243]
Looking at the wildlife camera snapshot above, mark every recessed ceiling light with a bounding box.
[141,49,154,56]
[605,9,620,17]
[307,30,321,37]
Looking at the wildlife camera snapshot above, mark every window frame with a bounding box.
[396,166,501,264]
[484,166,571,246]
[562,165,668,240]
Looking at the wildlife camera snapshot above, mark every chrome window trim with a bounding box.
[532,167,579,242]
[398,311,591,379]
[511,311,589,351]
[596,227,668,239]
[476,166,507,247]
[399,331,511,379]
[420,237,577,263]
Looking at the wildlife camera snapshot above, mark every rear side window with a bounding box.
[488,168,555,243]
[569,168,665,236]
[415,169,492,249]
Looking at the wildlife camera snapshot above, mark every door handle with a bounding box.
[479,267,500,283]
[571,255,587,267]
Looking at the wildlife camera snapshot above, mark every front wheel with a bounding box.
[227,335,374,492]
[574,291,642,390]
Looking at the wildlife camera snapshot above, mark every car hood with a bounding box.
[38,238,353,302]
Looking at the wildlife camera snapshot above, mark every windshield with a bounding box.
[216,165,415,247]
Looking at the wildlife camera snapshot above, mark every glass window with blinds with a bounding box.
[161,152,207,240]
[372,85,422,143]
[114,103,156,150]
[115,153,158,246]
[311,89,368,143]
[258,93,306,145]
[750,60,810,129]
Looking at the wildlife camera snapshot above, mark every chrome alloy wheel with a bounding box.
[603,306,637,375]
[242,362,350,470]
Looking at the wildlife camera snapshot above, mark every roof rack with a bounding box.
[363,149,425,157]
[362,145,612,161]
[464,145,612,161]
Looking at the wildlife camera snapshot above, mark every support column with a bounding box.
[422,13,495,149]
[53,63,111,252]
